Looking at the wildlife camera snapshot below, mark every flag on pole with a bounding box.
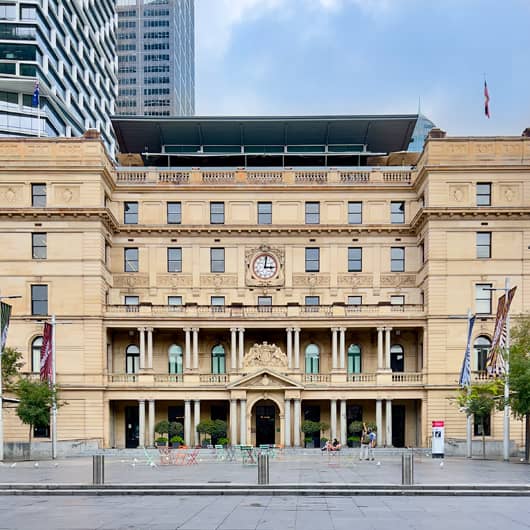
[0,302,12,351]
[484,80,490,118]
[486,286,517,376]
[32,79,40,108]
[459,314,476,387]
[40,322,53,382]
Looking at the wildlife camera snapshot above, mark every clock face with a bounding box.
[252,253,278,279]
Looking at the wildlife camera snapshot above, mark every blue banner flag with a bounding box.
[459,314,476,387]
[32,79,39,107]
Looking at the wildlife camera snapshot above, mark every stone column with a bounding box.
[377,327,384,370]
[240,399,247,445]
[148,399,155,447]
[385,327,392,369]
[376,399,382,446]
[330,399,337,440]
[340,400,347,447]
[385,400,393,447]
[286,328,293,369]
[184,328,191,370]
[193,400,201,447]
[238,328,245,369]
[284,399,291,447]
[146,327,154,369]
[331,327,338,369]
[230,328,238,371]
[192,328,199,370]
[293,328,301,370]
[230,399,238,445]
[103,399,110,448]
[293,399,301,447]
[184,399,191,446]
[138,399,145,448]
[138,327,146,370]
[339,328,346,370]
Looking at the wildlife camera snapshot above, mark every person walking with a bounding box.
[359,423,370,460]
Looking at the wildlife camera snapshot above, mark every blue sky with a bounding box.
[195,0,530,136]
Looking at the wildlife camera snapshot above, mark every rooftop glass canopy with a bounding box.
[112,115,419,167]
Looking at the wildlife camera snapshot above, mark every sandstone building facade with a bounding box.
[1,115,528,451]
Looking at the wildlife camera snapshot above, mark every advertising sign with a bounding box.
[432,420,444,458]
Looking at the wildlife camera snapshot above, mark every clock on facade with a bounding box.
[252,253,279,280]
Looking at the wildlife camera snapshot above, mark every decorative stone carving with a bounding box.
[449,184,467,203]
[245,244,285,287]
[62,188,73,203]
[5,188,15,203]
[54,185,80,206]
[292,273,330,288]
[380,274,416,288]
[243,342,288,371]
[200,274,237,288]
[113,273,149,288]
[157,274,193,287]
[337,274,373,288]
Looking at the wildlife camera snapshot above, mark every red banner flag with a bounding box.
[484,80,490,118]
[40,322,53,382]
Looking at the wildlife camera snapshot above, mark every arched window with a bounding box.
[31,336,43,373]
[390,344,404,372]
[125,344,140,374]
[474,336,491,372]
[347,344,361,374]
[305,343,319,374]
[168,344,183,374]
[212,344,225,374]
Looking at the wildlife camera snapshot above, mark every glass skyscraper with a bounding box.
[408,114,436,152]
[0,0,117,153]
[116,0,195,117]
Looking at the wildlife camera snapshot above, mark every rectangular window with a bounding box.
[32,183,46,207]
[305,202,320,224]
[391,295,405,306]
[347,295,362,306]
[33,425,50,438]
[391,201,405,224]
[305,296,320,312]
[211,296,225,312]
[348,202,362,224]
[167,202,181,224]
[348,247,362,272]
[168,296,182,306]
[473,413,491,436]
[167,247,182,272]
[305,247,320,272]
[391,247,405,272]
[476,232,491,259]
[419,241,425,264]
[210,248,225,273]
[210,202,225,224]
[124,247,138,272]
[476,183,491,206]
[124,201,138,224]
[258,296,272,311]
[475,283,492,314]
[31,285,48,315]
[257,202,272,225]
[124,295,139,305]
[32,233,46,259]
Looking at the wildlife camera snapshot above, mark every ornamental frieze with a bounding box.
[292,273,330,288]
[380,273,416,288]
[157,274,193,288]
[337,273,373,288]
[200,274,238,289]
[113,273,149,288]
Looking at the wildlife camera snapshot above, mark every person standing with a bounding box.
[359,423,370,460]
[368,428,377,461]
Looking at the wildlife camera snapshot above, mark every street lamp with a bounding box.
[0,295,22,462]
[484,278,512,462]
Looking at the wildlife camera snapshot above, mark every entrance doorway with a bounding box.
[125,406,139,448]
[392,404,406,447]
[255,402,276,446]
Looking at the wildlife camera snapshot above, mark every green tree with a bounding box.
[15,378,58,458]
[508,316,530,461]
[456,380,503,459]
[1,347,23,392]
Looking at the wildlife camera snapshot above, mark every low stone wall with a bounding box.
[444,439,518,457]
[4,440,101,461]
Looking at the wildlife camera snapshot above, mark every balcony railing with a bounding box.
[200,374,230,384]
[108,373,138,383]
[346,373,376,383]
[154,374,184,383]
[114,167,415,186]
[302,374,331,383]
[391,372,424,383]
[105,303,424,319]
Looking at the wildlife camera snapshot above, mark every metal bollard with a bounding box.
[93,455,105,485]
[401,452,414,485]
[257,453,269,485]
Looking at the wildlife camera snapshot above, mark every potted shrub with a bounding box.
[155,436,168,447]
[196,419,228,446]
[217,437,229,447]
[170,435,184,448]
[154,420,170,446]
[348,420,364,447]
[168,422,184,445]
[301,420,320,448]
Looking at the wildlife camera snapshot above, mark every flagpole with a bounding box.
[466,309,473,459]
[51,314,57,459]
[503,278,511,461]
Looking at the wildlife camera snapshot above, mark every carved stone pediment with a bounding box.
[227,368,303,390]
[244,342,287,371]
